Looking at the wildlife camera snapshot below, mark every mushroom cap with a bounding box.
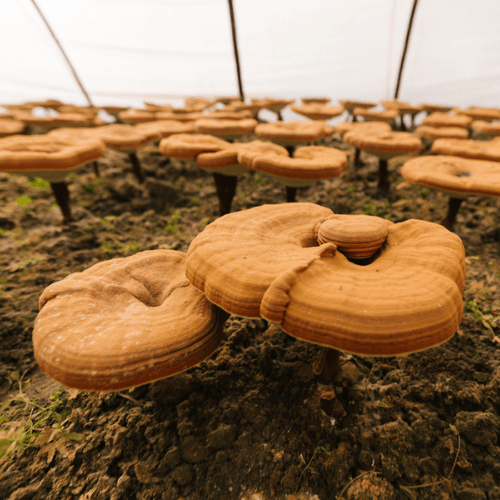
[290,103,345,120]
[431,138,500,162]
[420,103,452,114]
[317,214,390,259]
[204,110,254,120]
[453,106,500,121]
[159,133,230,159]
[380,100,423,115]
[135,119,196,138]
[240,145,347,180]
[186,203,465,356]
[422,112,472,129]
[0,134,106,172]
[353,107,398,122]
[33,250,228,391]
[339,100,376,112]
[260,98,295,114]
[401,155,500,197]
[118,109,157,124]
[143,102,174,112]
[470,120,500,137]
[0,119,25,138]
[301,97,331,104]
[254,120,334,144]
[335,121,392,136]
[13,110,95,128]
[194,118,258,137]
[343,129,423,156]
[84,124,160,151]
[154,111,206,122]
[415,125,469,141]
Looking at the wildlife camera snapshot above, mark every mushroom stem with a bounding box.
[50,181,72,224]
[312,347,342,385]
[354,147,361,167]
[212,173,237,216]
[441,197,464,231]
[128,152,145,184]
[92,160,100,178]
[286,186,298,202]
[378,159,390,192]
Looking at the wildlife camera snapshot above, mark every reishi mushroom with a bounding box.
[401,155,500,231]
[185,202,465,381]
[32,250,229,391]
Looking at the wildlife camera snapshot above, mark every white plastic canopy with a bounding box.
[1,0,500,109]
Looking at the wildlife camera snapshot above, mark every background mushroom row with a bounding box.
[1,96,500,233]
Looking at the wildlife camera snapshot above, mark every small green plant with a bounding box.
[253,173,267,186]
[166,210,184,234]
[82,184,96,193]
[361,202,380,216]
[16,195,32,207]
[26,178,50,190]
[344,186,356,194]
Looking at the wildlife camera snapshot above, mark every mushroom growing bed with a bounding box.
[1,136,500,500]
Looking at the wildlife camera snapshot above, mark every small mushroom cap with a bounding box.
[301,97,331,104]
[88,124,160,150]
[194,118,258,136]
[431,138,500,162]
[335,121,392,136]
[453,106,500,121]
[204,110,254,120]
[401,155,500,197]
[415,125,469,141]
[290,103,345,120]
[241,145,347,180]
[0,134,106,172]
[422,112,472,129]
[317,214,390,259]
[343,129,423,155]
[255,120,334,144]
[33,250,228,391]
[155,111,206,122]
[159,133,230,159]
[186,203,465,356]
[420,103,452,114]
[117,109,157,123]
[470,120,500,137]
[380,100,423,115]
[0,119,25,138]
[353,107,398,122]
[339,100,376,112]
[136,120,196,138]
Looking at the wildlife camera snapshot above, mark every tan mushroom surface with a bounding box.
[301,97,331,104]
[470,120,500,138]
[431,138,500,162]
[186,203,465,356]
[239,145,347,185]
[422,112,472,129]
[33,250,228,391]
[335,121,392,137]
[400,155,500,197]
[204,110,254,120]
[13,110,95,129]
[454,106,500,122]
[339,100,376,113]
[254,120,334,146]
[135,119,196,138]
[0,118,25,137]
[154,111,206,122]
[420,103,452,114]
[117,109,157,124]
[194,118,258,140]
[290,103,345,121]
[159,133,230,159]
[415,125,469,142]
[353,107,398,123]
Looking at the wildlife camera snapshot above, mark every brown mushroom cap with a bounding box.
[420,103,452,114]
[159,133,230,159]
[0,119,25,138]
[353,107,398,122]
[317,214,390,259]
[415,125,469,141]
[290,103,345,120]
[470,120,500,137]
[254,120,334,145]
[135,120,196,138]
[301,97,331,104]
[155,111,206,122]
[401,155,500,197]
[343,129,422,158]
[334,121,392,137]
[422,112,472,129]
[454,106,500,121]
[203,110,254,120]
[431,138,500,162]
[339,100,376,113]
[117,109,157,124]
[240,145,347,181]
[0,134,106,173]
[186,203,465,356]
[380,100,423,115]
[33,250,228,391]
[194,118,258,138]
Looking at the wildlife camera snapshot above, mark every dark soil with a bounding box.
[1,135,500,500]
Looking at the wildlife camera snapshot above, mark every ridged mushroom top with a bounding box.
[343,129,423,153]
[339,100,376,112]
[194,118,258,136]
[431,138,500,162]
[353,107,398,122]
[290,103,345,120]
[159,133,230,159]
[255,120,334,143]
[454,106,500,121]
[33,250,228,391]
[415,125,469,140]
[401,155,500,197]
[0,134,106,171]
[422,112,472,129]
[0,119,25,138]
[334,121,392,136]
[186,203,465,356]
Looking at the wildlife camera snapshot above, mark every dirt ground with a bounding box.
[1,133,500,500]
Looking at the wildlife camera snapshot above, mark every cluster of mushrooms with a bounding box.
[33,203,466,402]
[2,97,500,230]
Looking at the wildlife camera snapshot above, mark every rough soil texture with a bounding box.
[1,135,500,500]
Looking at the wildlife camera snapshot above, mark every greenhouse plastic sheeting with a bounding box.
[1,0,499,108]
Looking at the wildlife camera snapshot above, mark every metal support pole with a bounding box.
[30,0,94,107]
[394,0,419,100]
[227,0,245,102]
